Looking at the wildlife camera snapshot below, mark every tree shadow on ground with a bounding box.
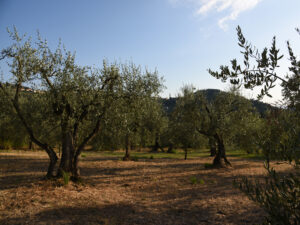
[80,158,264,186]
[0,156,49,173]
[0,155,49,190]
[0,152,274,224]
[0,201,264,225]
[0,174,43,190]
[0,154,264,190]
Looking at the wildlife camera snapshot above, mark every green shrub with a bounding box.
[81,153,86,158]
[198,178,205,184]
[190,176,205,185]
[149,155,154,159]
[235,167,300,225]
[190,176,197,184]
[204,163,214,169]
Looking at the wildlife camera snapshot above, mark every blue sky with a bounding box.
[1,0,300,103]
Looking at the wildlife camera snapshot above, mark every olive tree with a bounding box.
[142,99,168,152]
[175,85,255,167]
[171,86,206,159]
[113,63,164,160]
[0,28,121,180]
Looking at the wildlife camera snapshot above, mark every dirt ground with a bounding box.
[0,151,294,225]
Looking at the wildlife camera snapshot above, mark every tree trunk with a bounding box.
[213,134,231,167]
[71,154,80,181]
[123,134,131,161]
[167,143,174,153]
[57,131,74,177]
[210,145,216,157]
[209,138,216,157]
[184,148,188,160]
[28,139,33,150]
[152,135,159,152]
[46,149,58,178]
[140,128,145,151]
[123,146,131,161]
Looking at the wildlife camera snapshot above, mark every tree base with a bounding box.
[70,176,82,183]
[122,155,131,161]
[42,175,56,180]
[213,157,232,168]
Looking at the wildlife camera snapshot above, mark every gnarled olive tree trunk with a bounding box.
[213,134,231,167]
[57,131,74,177]
[56,116,102,180]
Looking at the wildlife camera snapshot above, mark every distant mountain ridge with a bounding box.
[161,89,273,115]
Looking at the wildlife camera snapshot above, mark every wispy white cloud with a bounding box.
[169,0,263,30]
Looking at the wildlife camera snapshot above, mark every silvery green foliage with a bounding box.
[209,26,285,100]
[0,27,120,147]
[103,62,165,152]
[171,86,200,150]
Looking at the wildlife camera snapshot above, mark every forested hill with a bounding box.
[161,89,273,115]
[2,82,272,116]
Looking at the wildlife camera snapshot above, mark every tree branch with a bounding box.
[1,80,58,160]
[75,113,104,158]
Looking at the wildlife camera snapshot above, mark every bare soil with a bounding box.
[0,151,294,225]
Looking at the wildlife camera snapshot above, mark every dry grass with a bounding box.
[0,150,294,225]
